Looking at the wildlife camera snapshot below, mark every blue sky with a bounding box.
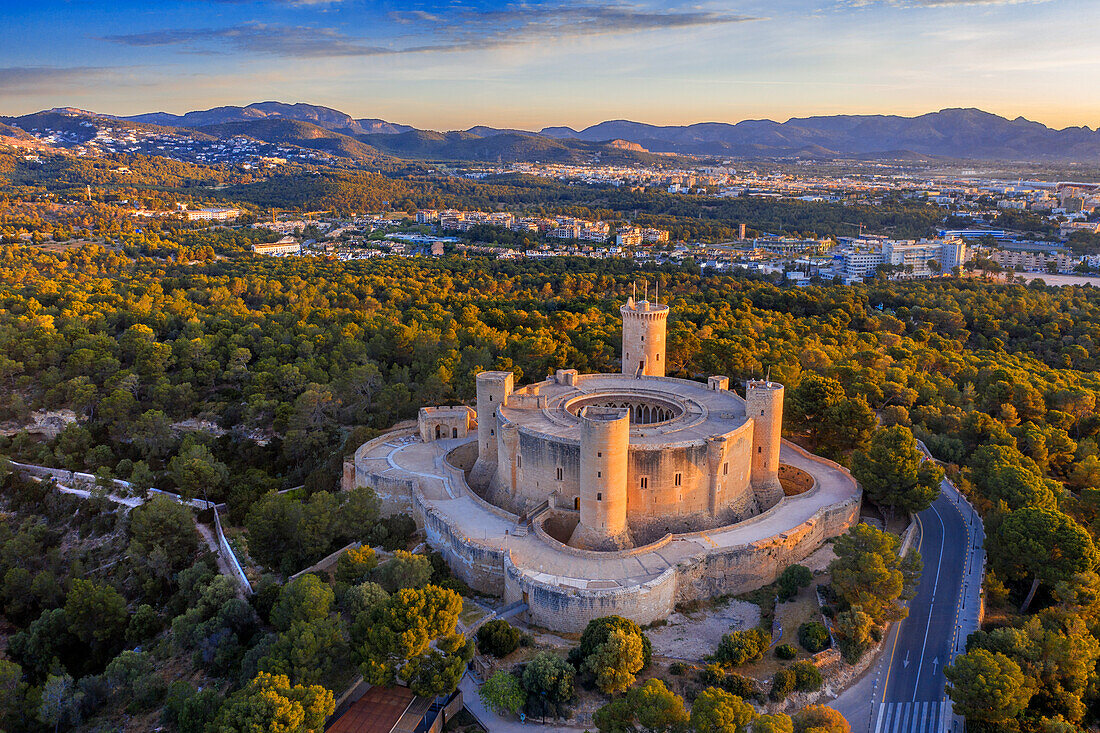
[1,0,1097,131]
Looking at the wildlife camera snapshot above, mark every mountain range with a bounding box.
[2,101,1098,164]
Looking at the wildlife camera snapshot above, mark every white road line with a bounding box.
[913,502,947,700]
[874,704,886,733]
[893,703,907,733]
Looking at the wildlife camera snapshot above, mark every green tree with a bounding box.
[571,616,653,671]
[342,581,388,617]
[0,659,28,733]
[477,619,522,658]
[791,705,851,733]
[945,649,1032,728]
[38,673,83,732]
[374,550,432,593]
[787,374,876,457]
[351,585,463,687]
[777,564,813,602]
[479,671,526,717]
[402,632,473,697]
[64,579,128,650]
[213,672,334,733]
[334,545,377,584]
[754,713,794,733]
[128,494,199,582]
[798,621,830,653]
[595,678,688,733]
[270,575,335,632]
[689,687,755,733]
[521,652,575,710]
[851,426,943,518]
[585,627,645,694]
[169,443,228,501]
[832,607,874,663]
[987,507,1097,612]
[260,616,348,686]
[713,627,770,667]
[829,523,921,623]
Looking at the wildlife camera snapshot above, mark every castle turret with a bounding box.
[569,406,631,550]
[621,297,669,378]
[747,380,784,509]
[471,371,513,481]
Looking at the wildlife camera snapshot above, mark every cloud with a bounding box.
[844,0,1050,6]
[0,66,117,92]
[101,3,762,59]
[102,23,392,57]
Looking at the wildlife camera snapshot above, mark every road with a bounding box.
[832,474,985,733]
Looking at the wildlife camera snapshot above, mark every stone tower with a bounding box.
[621,297,669,378]
[747,380,785,509]
[569,406,631,550]
[471,371,513,481]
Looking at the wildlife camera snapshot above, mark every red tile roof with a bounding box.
[328,685,416,733]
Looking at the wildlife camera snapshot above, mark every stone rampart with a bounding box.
[503,553,679,632]
[419,500,506,595]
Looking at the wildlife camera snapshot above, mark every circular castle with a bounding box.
[349,298,861,632]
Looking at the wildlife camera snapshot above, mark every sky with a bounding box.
[0,0,1097,131]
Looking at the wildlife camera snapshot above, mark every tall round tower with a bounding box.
[747,380,784,509]
[471,371,514,480]
[621,297,669,378]
[569,406,631,550]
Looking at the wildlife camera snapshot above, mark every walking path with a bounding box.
[458,673,588,733]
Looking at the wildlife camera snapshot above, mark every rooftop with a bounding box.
[500,374,749,447]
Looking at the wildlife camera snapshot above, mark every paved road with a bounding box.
[832,476,985,733]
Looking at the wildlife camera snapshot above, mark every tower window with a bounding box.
[556,467,563,481]
[641,335,645,341]
[517,455,522,468]
[657,353,660,361]
[723,463,729,475]
[597,492,602,501]
[640,476,648,489]
[675,472,682,487]
[597,471,602,478]
[574,497,580,510]
[597,452,602,457]
[490,429,494,436]
[758,446,762,453]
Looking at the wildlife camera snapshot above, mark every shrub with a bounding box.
[777,565,813,602]
[479,671,526,716]
[775,643,797,660]
[335,545,377,584]
[477,619,522,658]
[713,627,770,667]
[720,672,757,699]
[570,616,653,670]
[798,621,830,653]
[792,660,823,692]
[770,669,797,701]
[669,661,688,676]
[699,663,725,686]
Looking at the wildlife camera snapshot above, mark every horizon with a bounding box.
[2,0,1098,131]
[15,102,1100,136]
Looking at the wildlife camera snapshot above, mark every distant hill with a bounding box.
[6,103,1100,163]
[125,102,415,136]
[539,109,1100,161]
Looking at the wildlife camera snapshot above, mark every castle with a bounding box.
[457,296,786,550]
[351,297,861,632]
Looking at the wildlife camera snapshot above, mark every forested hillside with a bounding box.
[2,239,1100,730]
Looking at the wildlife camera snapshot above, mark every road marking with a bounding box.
[912,502,947,700]
[874,703,886,733]
[894,703,907,733]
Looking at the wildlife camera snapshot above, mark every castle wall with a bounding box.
[418,406,474,442]
[503,555,679,632]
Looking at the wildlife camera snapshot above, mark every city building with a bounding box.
[252,236,301,256]
[185,207,240,221]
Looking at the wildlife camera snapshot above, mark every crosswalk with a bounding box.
[872,701,948,733]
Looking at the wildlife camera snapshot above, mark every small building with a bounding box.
[252,236,301,256]
[328,685,463,733]
[418,406,475,442]
[185,207,241,221]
